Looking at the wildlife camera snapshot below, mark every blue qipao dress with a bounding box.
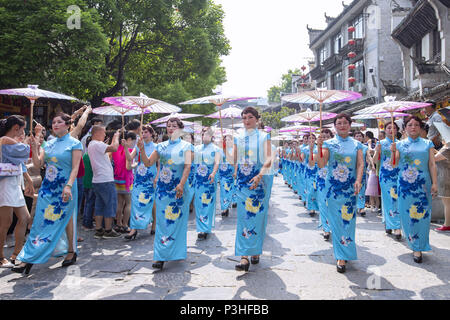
[323,135,362,261]
[194,143,220,233]
[18,133,82,264]
[129,141,157,230]
[218,147,236,211]
[299,144,309,201]
[396,137,434,252]
[153,138,193,262]
[304,146,318,211]
[378,137,401,230]
[316,165,331,233]
[234,129,271,257]
[357,144,369,210]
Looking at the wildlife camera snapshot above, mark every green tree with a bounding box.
[0,0,230,108]
[0,0,109,100]
[86,0,230,107]
[261,106,296,129]
[267,69,302,103]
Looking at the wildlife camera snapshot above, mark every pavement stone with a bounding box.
[1,175,450,300]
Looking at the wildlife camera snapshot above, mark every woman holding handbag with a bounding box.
[0,115,34,268]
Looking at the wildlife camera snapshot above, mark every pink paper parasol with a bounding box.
[92,105,145,139]
[151,112,203,124]
[282,89,362,157]
[355,97,432,164]
[103,93,181,127]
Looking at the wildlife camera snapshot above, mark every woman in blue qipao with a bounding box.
[391,116,438,263]
[13,113,82,275]
[298,135,310,204]
[316,113,364,274]
[232,107,272,272]
[373,121,401,238]
[193,127,220,240]
[182,133,196,214]
[124,125,159,240]
[138,118,193,270]
[353,131,369,217]
[314,129,334,240]
[304,134,318,216]
[290,141,299,194]
[218,134,235,217]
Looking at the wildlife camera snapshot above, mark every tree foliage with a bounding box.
[261,106,296,129]
[0,0,230,110]
[267,69,302,103]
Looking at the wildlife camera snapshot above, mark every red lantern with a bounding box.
[348,77,356,83]
[301,65,307,71]
[348,39,356,46]
[348,64,356,70]
[301,75,307,79]
[347,52,356,59]
[348,26,356,33]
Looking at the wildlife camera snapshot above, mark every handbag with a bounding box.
[0,140,22,176]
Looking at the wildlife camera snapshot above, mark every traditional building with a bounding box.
[391,0,450,108]
[306,0,414,113]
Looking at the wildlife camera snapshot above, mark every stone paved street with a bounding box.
[1,175,450,300]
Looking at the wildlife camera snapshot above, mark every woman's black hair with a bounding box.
[383,119,400,133]
[166,117,184,129]
[353,131,365,138]
[321,128,334,138]
[333,113,352,125]
[142,125,156,140]
[0,115,26,137]
[241,106,260,119]
[365,131,375,139]
[54,112,72,126]
[125,131,137,141]
[404,115,423,128]
[125,119,141,131]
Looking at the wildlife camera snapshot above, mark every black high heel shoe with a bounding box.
[152,261,164,270]
[323,233,330,241]
[235,257,250,272]
[62,252,77,267]
[395,232,402,241]
[11,263,33,275]
[124,230,138,240]
[250,256,260,265]
[221,209,229,217]
[336,261,346,273]
[413,252,423,264]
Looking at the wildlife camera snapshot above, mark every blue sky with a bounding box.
[214,0,350,98]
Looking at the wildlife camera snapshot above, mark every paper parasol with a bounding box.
[151,112,203,124]
[103,93,181,127]
[0,84,78,133]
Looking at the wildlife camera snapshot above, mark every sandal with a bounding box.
[9,252,21,265]
[235,257,250,272]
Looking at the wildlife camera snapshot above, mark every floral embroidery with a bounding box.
[196,164,208,177]
[409,205,426,221]
[160,166,173,184]
[138,192,151,205]
[245,197,262,214]
[390,187,398,200]
[402,166,419,184]
[240,160,254,176]
[45,165,58,182]
[242,227,257,239]
[136,163,147,176]
[332,164,349,183]
[31,235,51,247]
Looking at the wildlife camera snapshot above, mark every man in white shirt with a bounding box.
[88,125,121,239]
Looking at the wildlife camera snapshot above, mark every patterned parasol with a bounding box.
[0,84,78,133]
[150,112,203,124]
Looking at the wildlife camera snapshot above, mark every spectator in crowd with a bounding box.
[88,125,121,239]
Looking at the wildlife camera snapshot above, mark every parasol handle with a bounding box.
[391,112,395,165]
[319,101,323,158]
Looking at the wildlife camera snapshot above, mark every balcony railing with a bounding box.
[310,65,326,80]
[339,38,364,59]
[322,54,343,71]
